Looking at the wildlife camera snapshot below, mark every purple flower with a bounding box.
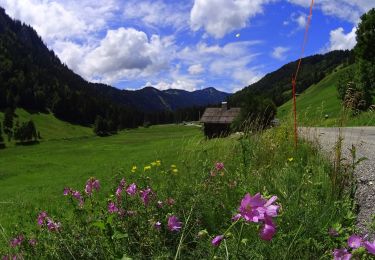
[9,235,23,247]
[140,188,153,206]
[231,213,242,222]
[154,221,161,230]
[364,240,375,255]
[264,196,279,217]
[168,215,182,232]
[211,235,224,247]
[108,201,118,213]
[46,218,61,232]
[72,190,84,207]
[215,162,224,171]
[126,183,137,196]
[239,193,266,222]
[259,220,276,241]
[116,178,126,201]
[348,234,362,249]
[333,248,352,260]
[85,177,100,195]
[63,187,72,196]
[29,239,37,246]
[37,211,48,226]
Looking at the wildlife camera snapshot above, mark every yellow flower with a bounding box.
[172,168,178,174]
[288,157,294,162]
[171,164,177,168]
[156,160,161,166]
[131,166,137,173]
[144,165,151,171]
[151,162,157,166]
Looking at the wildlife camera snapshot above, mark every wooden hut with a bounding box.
[200,102,241,138]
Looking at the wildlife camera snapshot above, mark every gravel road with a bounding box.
[299,127,375,238]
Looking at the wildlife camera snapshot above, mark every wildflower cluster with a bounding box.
[37,211,61,232]
[212,192,280,247]
[333,234,375,259]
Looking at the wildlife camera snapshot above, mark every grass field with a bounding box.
[0,122,362,259]
[0,124,202,227]
[278,65,375,126]
[0,109,93,143]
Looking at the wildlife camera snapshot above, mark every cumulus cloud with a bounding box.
[123,0,189,30]
[77,28,174,84]
[188,64,204,75]
[0,0,118,43]
[327,27,357,51]
[190,0,274,38]
[288,0,375,24]
[271,46,290,60]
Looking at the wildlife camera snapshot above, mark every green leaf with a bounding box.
[91,221,105,230]
[112,231,128,240]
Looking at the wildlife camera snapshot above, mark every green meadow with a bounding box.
[278,65,375,127]
[0,121,360,258]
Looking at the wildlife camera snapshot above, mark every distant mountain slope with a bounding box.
[0,7,228,132]
[278,64,375,126]
[230,50,353,107]
[94,85,230,112]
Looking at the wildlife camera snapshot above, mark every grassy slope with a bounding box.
[277,65,375,126]
[0,109,93,142]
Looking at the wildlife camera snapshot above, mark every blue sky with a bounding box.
[0,0,373,93]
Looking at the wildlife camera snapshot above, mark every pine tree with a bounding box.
[0,122,5,149]
[355,8,375,106]
[3,108,13,141]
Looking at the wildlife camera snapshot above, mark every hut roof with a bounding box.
[200,107,241,124]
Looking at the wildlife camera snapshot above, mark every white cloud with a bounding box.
[188,64,204,75]
[327,27,357,51]
[123,0,189,31]
[288,0,375,24]
[0,0,118,43]
[77,28,175,84]
[190,0,274,38]
[271,46,290,60]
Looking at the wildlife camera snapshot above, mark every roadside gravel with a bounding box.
[299,127,375,239]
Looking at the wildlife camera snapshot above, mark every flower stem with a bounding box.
[235,222,244,257]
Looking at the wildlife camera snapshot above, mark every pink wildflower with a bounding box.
[9,235,23,247]
[211,235,224,247]
[29,239,37,246]
[108,201,118,213]
[63,188,72,196]
[348,234,362,249]
[215,162,224,171]
[259,220,276,241]
[37,211,48,226]
[154,221,161,230]
[231,213,242,222]
[239,193,266,222]
[140,188,153,206]
[126,183,137,196]
[364,240,375,255]
[116,178,126,201]
[168,215,182,232]
[333,248,352,260]
[46,218,61,232]
[85,177,100,195]
[72,190,84,207]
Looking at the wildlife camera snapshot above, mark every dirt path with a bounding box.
[299,127,375,239]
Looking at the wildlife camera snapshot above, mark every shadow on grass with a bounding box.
[15,140,40,146]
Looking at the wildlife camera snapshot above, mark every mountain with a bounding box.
[230,50,354,107]
[0,7,228,131]
[94,85,230,112]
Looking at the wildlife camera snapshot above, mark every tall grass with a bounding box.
[0,124,358,259]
